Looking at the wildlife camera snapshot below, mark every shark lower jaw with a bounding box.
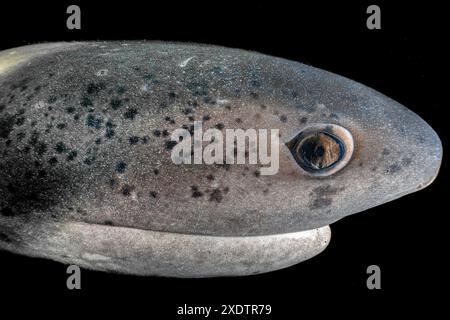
[0,217,330,277]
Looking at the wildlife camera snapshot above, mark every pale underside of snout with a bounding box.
[0,219,330,277]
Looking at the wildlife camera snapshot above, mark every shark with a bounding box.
[0,42,442,277]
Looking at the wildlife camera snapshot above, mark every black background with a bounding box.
[0,1,448,317]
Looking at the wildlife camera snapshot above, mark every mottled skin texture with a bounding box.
[0,42,442,276]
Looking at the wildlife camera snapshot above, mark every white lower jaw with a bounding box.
[0,218,330,277]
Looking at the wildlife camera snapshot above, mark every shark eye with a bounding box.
[286,124,354,177]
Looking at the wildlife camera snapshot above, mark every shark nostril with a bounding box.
[286,123,354,177]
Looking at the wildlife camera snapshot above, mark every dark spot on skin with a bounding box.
[153,168,159,175]
[0,232,12,243]
[165,140,178,150]
[34,142,47,156]
[48,157,58,166]
[66,106,76,114]
[235,118,242,123]
[105,127,115,138]
[116,86,126,94]
[150,191,158,198]
[86,114,103,129]
[209,189,223,203]
[223,187,229,193]
[116,161,127,173]
[251,79,262,87]
[250,92,259,99]
[168,91,177,99]
[215,123,225,130]
[45,123,53,133]
[1,207,14,217]
[402,157,412,166]
[95,138,102,145]
[105,120,115,138]
[55,142,67,153]
[129,136,140,145]
[280,115,288,123]
[47,96,57,104]
[104,220,114,226]
[110,98,122,110]
[386,164,401,174]
[206,174,214,181]
[74,114,80,121]
[0,115,15,138]
[329,113,339,119]
[203,96,216,104]
[142,136,149,144]
[153,129,161,137]
[56,123,66,130]
[188,116,195,121]
[162,129,169,137]
[66,150,78,161]
[188,100,199,108]
[28,130,39,145]
[164,116,176,124]
[0,104,5,112]
[124,108,138,120]
[300,116,308,124]
[202,115,210,121]
[191,186,204,198]
[16,132,26,141]
[382,148,390,156]
[309,185,340,210]
[109,179,118,189]
[80,96,93,107]
[183,108,193,115]
[187,80,209,96]
[15,116,25,126]
[121,185,134,197]
[84,155,96,165]
[254,170,261,177]
[86,82,105,95]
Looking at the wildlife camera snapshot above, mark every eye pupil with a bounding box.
[315,146,325,157]
[286,124,354,176]
[292,132,344,172]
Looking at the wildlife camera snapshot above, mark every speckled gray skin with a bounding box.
[0,42,442,276]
